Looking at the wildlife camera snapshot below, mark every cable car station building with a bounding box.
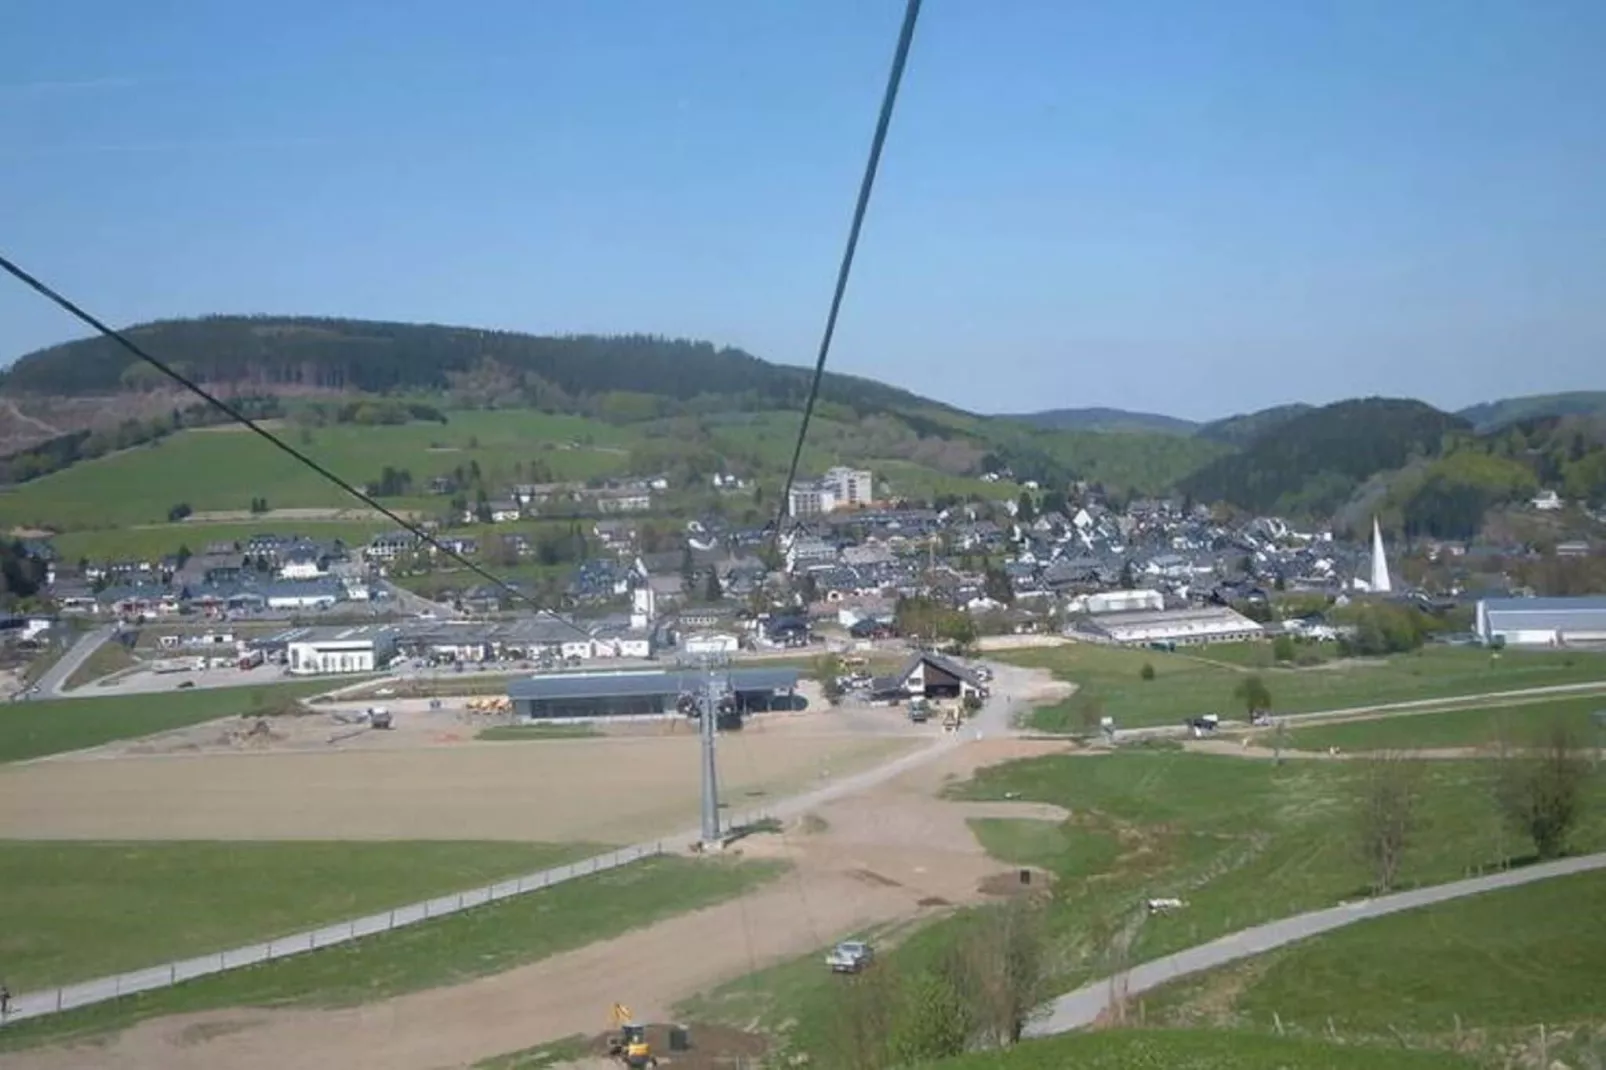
[507,667,800,721]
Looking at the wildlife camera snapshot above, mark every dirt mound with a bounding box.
[586,1022,767,1067]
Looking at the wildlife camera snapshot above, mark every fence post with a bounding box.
[389,909,396,929]
[170,964,176,985]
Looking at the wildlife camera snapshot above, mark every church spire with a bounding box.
[1370,517,1393,594]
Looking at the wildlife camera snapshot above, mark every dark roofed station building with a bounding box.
[508,667,800,721]
[870,651,988,703]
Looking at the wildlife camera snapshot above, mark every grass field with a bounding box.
[0,410,634,530]
[920,1029,1478,1069]
[0,854,782,1053]
[0,678,345,763]
[1146,869,1606,1064]
[0,840,600,988]
[681,748,1604,1066]
[954,751,1606,981]
[47,519,396,563]
[997,643,1606,731]
[1284,694,1606,752]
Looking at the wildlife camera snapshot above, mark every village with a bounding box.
[8,464,1604,693]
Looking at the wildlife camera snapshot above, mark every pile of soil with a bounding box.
[585,1022,768,1068]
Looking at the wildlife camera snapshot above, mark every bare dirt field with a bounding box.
[7,734,1072,1070]
[0,708,929,844]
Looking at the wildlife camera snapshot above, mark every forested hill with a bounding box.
[0,315,948,418]
[1176,398,1470,516]
[1001,407,1198,435]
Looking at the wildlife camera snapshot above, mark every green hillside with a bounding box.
[1177,398,1469,516]
[1194,402,1313,446]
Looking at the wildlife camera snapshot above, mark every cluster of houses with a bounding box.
[22,473,1605,671]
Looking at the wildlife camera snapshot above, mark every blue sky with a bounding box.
[2,0,1602,420]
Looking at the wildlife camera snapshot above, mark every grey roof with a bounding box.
[1482,596,1606,632]
[1481,596,1606,614]
[508,667,799,702]
[893,650,985,689]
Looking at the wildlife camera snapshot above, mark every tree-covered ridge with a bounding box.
[0,316,945,419]
[1177,398,1469,517]
[1456,391,1606,433]
[1193,402,1314,446]
[1380,415,1606,538]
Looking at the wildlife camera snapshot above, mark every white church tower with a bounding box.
[1369,517,1393,594]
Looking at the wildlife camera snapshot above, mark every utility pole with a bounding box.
[695,651,730,849]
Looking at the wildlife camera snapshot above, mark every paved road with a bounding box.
[1109,678,1606,744]
[29,625,115,699]
[1025,851,1606,1037]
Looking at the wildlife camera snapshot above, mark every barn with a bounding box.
[507,667,800,721]
[1475,596,1606,647]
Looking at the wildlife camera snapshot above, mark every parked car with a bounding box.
[826,940,874,974]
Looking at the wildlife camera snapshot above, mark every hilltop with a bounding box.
[0,315,946,420]
[1000,407,1197,436]
[2,317,1602,535]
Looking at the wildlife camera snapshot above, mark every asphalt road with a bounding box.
[1025,850,1606,1037]
[29,625,115,698]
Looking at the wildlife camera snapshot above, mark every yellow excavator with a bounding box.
[606,1003,656,1068]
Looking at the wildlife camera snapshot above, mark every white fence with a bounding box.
[1,841,674,1025]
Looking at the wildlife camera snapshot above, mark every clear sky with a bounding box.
[2,0,1602,420]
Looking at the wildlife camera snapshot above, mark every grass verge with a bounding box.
[59,640,137,692]
[920,1028,1478,1068]
[0,840,602,988]
[477,723,601,741]
[473,1036,590,1069]
[0,854,784,1053]
[0,679,344,763]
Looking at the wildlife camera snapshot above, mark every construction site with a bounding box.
[0,658,1074,1070]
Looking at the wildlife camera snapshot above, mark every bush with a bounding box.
[1139,662,1156,681]
[1272,634,1296,662]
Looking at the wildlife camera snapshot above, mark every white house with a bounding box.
[279,557,325,580]
[683,631,740,655]
[1531,490,1564,511]
[286,626,397,675]
[263,579,343,611]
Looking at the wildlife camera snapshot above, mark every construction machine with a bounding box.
[606,1003,656,1068]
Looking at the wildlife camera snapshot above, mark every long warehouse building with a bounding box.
[1476,596,1606,647]
[507,667,800,720]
